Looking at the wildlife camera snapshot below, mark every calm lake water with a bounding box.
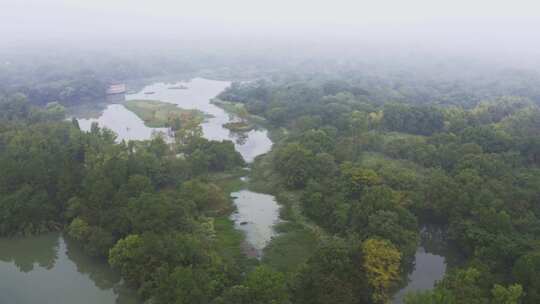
[392,225,452,303]
[230,190,281,258]
[0,233,140,304]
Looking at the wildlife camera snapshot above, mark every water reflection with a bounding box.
[0,233,58,272]
[63,236,122,291]
[0,233,140,304]
[392,224,462,304]
[230,190,281,258]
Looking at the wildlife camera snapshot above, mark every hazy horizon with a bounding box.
[2,0,540,69]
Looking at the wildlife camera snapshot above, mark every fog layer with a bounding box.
[2,0,540,65]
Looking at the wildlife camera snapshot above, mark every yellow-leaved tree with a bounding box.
[362,238,401,304]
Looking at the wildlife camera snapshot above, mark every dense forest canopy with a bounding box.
[217,66,540,303]
[1,51,540,303]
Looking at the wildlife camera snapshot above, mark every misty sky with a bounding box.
[2,0,540,57]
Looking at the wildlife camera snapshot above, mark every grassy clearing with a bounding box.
[210,99,243,114]
[211,99,272,127]
[208,168,248,193]
[212,99,266,123]
[122,99,206,128]
[263,222,318,273]
[361,151,426,172]
[213,217,245,261]
[260,189,320,272]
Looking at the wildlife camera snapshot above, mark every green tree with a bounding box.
[491,284,523,304]
[274,143,313,188]
[513,251,540,303]
[438,267,489,304]
[237,266,290,304]
[108,234,146,286]
[291,237,368,304]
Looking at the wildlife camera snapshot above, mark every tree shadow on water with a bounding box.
[0,232,59,272]
[64,236,142,304]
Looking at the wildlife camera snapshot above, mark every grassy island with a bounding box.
[223,121,255,132]
[212,99,267,132]
[122,99,206,128]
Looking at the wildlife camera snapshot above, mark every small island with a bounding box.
[212,99,259,132]
[223,121,254,132]
[122,99,205,129]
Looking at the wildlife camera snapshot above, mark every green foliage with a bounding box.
[262,223,318,273]
[127,192,194,233]
[382,103,444,136]
[340,162,382,198]
[299,129,333,154]
[67,217,90,241]
[491,284,523,304]
[109,232,227,301]
[0,186,55,235]
[219,266,289,304]
[183,137,245,172]
[404,289,456,304]
[405,269,524,304]
[122,99,204,128]
[108,234,146,286]
[513,251,540,303]
[222,72,540,304]
[179,180,229,214]
[274,143,313,188]
[0,93,251,303]
[5,57,540,304]
[213,217,245,267]
[290,237,368,304]
[438,267,489,304]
